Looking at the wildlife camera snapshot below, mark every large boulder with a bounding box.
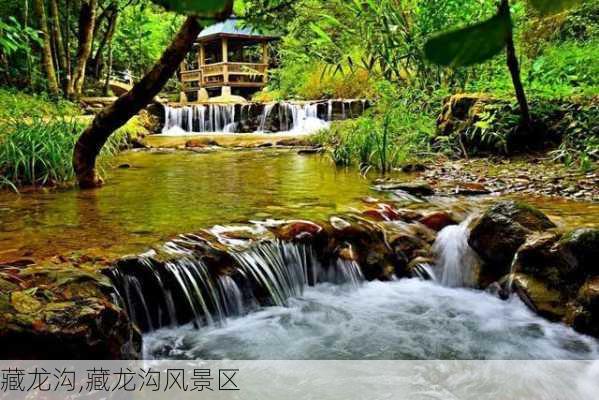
[565,277,599,338]
[468,201,556,283]
[509,228,599,338]
[510,273,566,321]
[0,264,141,359]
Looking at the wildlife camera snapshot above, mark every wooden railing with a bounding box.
[181,62,268,90]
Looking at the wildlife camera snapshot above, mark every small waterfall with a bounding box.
[162,104,237,134]
[279,102,330,133]
[256,103,275,133]
[109,236,367,332]
[431,220,480,288]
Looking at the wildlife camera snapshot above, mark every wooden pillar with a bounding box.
[180,60,187,91]
[222,38,229,85]
[261,42,269,83]
[199,44,205,66]
[198,44,205,89]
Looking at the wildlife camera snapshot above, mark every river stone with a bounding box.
[566,277,599,338]
[272,220,325,242]
[557,228,599,275]
[468,201,556,282]
[419,211,457,231]
[0,263,141,359]
[375,181,435,196]
[511,273,566,321]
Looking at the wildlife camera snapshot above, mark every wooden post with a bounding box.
[222,38,229,84]
[261,42,269,83]
[198,44,205,89]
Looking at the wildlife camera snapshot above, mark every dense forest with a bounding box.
[0,0,597,189]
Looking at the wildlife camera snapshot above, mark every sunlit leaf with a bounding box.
[424,9,512,68]
[529,0,582,15]
[150,0,232,16]
[310,23,334,44]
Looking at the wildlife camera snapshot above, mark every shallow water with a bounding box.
[0,149,597,262]
[0,150,372,260]
[144,279,599,360]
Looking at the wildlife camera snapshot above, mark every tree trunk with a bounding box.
[49,0,68,77]
[33,0,60,96]
[501,0,532,128]
[92,6,118,79]
[73,17,203,188]
[68,0,98,99]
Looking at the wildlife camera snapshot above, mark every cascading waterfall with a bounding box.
[160,100,370,135]
[109,238,365,333]
[430,219,481,288]
[162,104,237,135]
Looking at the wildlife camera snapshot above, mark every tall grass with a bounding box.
[0,117,127,190]
[316,83,438,174]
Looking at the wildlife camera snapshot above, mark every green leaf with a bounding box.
[529,0,582,15]
[309,23,334,44]
[424,9,512,68]
[150,0,231,16]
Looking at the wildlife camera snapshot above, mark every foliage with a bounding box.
[0,118,127,190]
[0,88,79,121]
[314,82,438,173]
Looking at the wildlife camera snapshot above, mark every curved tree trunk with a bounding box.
[73,16,203,188]
[68,0,98,99]
[34,0,60,96]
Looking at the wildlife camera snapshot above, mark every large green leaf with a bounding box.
[529,0,582,15]
[151,0,231,16]
[424,9,512,68]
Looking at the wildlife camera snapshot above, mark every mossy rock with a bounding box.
[512,273,566,321]
[468,201,556,283]
[558,228,599,275]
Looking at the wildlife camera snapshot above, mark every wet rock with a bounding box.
[557,228,599,276]
[276,138,311,147]
[271,220,325,242]
[419,211,457,231]
[0,264,141,359]
[468,201,556,281]
[511,273,566,321]
[186,138,219,148]
[298,147,324,155]
[568,277,599,337]
[400,163,426,173]
[361,203,403,221]
[374,181,435,196]
[512,233,567,289]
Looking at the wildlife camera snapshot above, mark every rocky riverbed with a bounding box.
[2,198,597,359]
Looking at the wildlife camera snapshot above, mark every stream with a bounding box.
[1,149,598,361]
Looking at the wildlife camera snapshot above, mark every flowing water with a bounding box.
[1,148,598,361]
[161,101,342,135]
[145,279,599,360]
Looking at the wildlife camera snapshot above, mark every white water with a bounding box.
[431,220,481,287]
[161,101,334,135]
[144,279,599,360]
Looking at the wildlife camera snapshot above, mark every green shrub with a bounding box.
[315,82,438,173]
[0,117,127,190]
[0,88,79,121]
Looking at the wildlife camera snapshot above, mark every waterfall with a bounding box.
[162,104,237,134]
[431,219,480,288]
[109,237,366,332]
[279,102,330,133]
[256,103,276,133]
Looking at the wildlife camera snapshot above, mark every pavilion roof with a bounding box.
[197,18,279,42]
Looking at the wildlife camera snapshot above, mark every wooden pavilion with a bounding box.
[179,18,279,101]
